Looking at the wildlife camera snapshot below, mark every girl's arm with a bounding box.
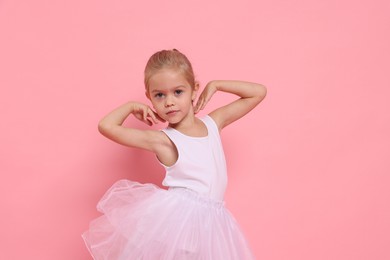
[98,101,166,151]
[194,80,267,130]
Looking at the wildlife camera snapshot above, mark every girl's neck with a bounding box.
[169,113,208,137]
[169,112,196,130]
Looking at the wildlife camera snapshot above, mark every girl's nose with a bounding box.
[165,97,174,107]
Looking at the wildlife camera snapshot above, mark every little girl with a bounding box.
[83,49,267,259]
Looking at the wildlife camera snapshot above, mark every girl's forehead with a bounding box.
[150,68,185,80]
[148,69,191,90]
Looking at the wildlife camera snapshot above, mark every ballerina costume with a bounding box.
[82,115,255,259]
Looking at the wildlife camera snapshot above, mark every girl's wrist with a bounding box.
[208,80,220,91]
[127,101,141,112]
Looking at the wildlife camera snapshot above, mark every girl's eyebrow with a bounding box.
[150,85,187,93]
[173,85,187,90]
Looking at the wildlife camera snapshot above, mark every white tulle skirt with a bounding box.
[82,180,255,260]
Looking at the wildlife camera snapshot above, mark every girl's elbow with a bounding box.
[98,120,112,136]
[255,84,267,101]
[261,85,267,98]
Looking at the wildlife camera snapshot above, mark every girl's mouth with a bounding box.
[166,110,179,115]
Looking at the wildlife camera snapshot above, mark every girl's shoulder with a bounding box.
[204,113,222,133]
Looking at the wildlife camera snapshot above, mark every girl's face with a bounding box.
[146,69,198,125]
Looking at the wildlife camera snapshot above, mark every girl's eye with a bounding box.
[175,90,183,95]
[155,93,164,98]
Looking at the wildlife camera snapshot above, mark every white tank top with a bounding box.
[160,115,228,200]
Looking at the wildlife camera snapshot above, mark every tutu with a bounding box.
[82,180,255,260]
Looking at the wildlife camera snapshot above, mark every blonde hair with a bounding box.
[144,49,195,90]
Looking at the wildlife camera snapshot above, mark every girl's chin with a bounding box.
[165,115,184,125]
[166,118,181,125]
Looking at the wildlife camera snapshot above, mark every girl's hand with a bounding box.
[132,102,165,126]
[194,81,218,113]
[98,101,167,151]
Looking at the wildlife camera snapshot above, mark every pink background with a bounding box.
[1,0,389,259]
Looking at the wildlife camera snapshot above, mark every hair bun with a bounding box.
[144,48,195,89]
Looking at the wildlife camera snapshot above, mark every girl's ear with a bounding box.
[192,82,200,101]
[145,90,151,100]
[194,81,200,91]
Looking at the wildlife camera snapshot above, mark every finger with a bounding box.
[198,100,205,111]
[150,109,165,123]
[195,98,203,112]
[194,101,199,113]
[198,101,205,112]
[200,97,208,110]
[155,113,166,123]
[143,108,147,121]
[147,118,153,126]
[198,99,204,111]
[148,109,158,124]
[194,103,200,114]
